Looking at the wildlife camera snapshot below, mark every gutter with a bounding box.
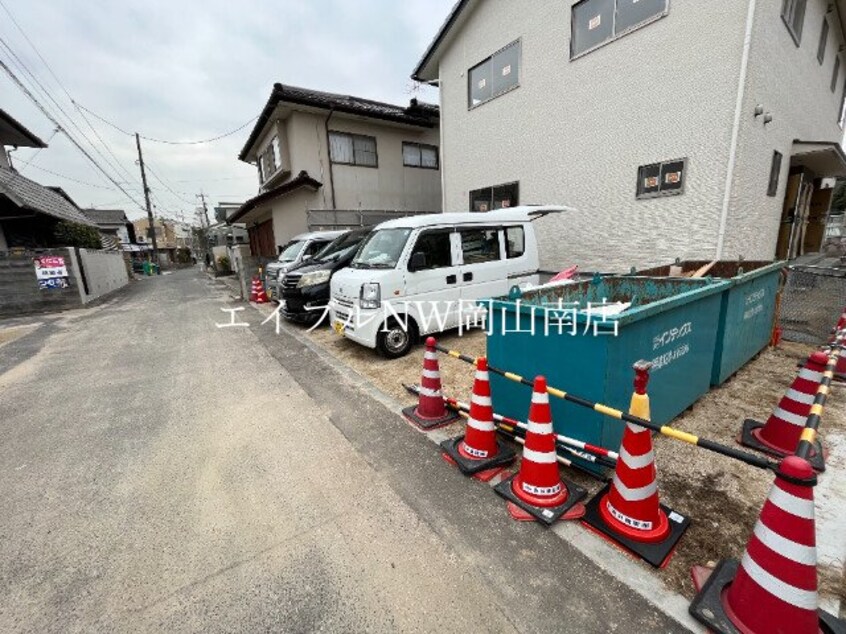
[324,107,337,209]
[715,0,757,259]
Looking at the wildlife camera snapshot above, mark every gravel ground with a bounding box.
[301,322,845,604]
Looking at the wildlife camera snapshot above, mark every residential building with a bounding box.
[232,83,441,257]
[0,108,98,251]
[413,0,846,271]
[81,208,131,249]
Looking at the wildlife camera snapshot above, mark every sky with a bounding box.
[0,0,453,222]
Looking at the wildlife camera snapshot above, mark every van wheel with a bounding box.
[376,319,417,359]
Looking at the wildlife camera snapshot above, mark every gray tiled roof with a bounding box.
[0,166,97,226]
[81,208,129,227]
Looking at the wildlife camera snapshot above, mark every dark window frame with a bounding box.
[570,0,669,61]
[781,0,807,47]
[504,226,525,259]
[635,158,688,200]
[818,17,829,64]
[402,141,440,169]
[328,131,379,168]
[469,181,520,212]
[767,151,783,197]
[467,39,521,110]
[832,56,841,93]
[839,79,846,127]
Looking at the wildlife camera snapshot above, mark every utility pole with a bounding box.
[135,133,159,263]
[197,191,211,228]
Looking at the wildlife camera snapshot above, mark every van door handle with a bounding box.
[463,272,473,282]
[446,274,457,284]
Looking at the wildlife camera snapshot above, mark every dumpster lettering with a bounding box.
[651,342,690,370]
[743,289,766,321]
[652,322,692,350]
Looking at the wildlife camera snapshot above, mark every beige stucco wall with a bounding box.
[722,0,846,260]
[436,0,750,272]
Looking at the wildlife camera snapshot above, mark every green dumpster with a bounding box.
[142,261,151,276]
[486,276,730,468]
[635,260,784,385]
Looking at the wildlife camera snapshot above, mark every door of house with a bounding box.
[776,174,801,259]
[804,185,832,254]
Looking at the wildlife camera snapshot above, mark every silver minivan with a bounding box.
[264,230,346,299]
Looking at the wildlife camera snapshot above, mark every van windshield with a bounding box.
[351,228,412,269]
[278,240,306,263]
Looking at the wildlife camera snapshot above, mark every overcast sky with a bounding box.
[0,0,452,222]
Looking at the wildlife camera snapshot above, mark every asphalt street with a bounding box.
[0,269,685,633]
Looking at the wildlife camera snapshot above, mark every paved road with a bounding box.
[0,269,684,633]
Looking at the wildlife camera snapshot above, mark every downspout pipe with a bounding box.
[324,107,337,209]
[716,0,757,260]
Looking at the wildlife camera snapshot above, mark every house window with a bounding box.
[402,142,439,169]
[818,18,829,64]
[767,151,783,197]
[329,131,378,167]
[781,0,806,46]
[832,56,841,93]
[571,0,668,59]
[258,136,280,183]
[636,158,687,199]
[470,182,519,211]
[468,40,520,108]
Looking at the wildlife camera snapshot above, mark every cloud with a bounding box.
[0,0,452,220]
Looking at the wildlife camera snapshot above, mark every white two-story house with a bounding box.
[413,0,846,271]
[233,84,442,258]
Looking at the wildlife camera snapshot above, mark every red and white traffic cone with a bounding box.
[690,456,844,634]
[740,351,827,471]
[440,357,516,481]
[494,376,586,525]
[583,361,689,568]
[402,337,461,430]
[249,276,259,302]
[255,283,269,304]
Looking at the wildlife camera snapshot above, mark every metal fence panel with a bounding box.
[307,209,431,231]
[779,265,846,344]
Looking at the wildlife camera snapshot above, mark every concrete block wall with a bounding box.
[76,249,129,304]
[0,248,83,317]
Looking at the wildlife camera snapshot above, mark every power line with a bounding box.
[74,101,259,145]
[144,161,196,206]
[24,164,123,190]
[0,55,146,212]
[0,36,138,198]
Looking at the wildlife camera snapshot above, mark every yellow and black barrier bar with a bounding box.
[433,343,779,472]
[796,338,842,459]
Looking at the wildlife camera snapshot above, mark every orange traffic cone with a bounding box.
[255,282,269,304]
[440,357,516,481]
[249,276,259,302]
[740,352,827,471]
[402,337,461,430]
[690,456,844,633]
[493,376,586,525]
[582,361,689,567]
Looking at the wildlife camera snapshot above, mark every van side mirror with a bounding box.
[408,252,427,271]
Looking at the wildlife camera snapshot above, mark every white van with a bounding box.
[328,206,568,358]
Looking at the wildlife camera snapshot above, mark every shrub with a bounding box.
[53,221,103,249]
[216,255,231,272]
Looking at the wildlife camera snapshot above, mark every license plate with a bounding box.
[333,321,345,334]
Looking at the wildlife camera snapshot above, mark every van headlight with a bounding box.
[297,270,331,288]
[359,282,381,309]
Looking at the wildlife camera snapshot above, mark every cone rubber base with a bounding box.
[402,405,461,431]
[739,418,826,472]
[507,500,586,522]
[689,559,845,634]
[439,436,516,476]
[441,453,505,482]
[581,483,690,569]
[493,474,586,527]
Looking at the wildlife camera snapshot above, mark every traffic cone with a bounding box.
[249,276,259,302]
[740,352,827,471]
[493,376,586,526]
[255,282,269,304]
[402,337,461,430]
[440,357,516,481]
[689,456,845,634]
[582,361,690,568]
